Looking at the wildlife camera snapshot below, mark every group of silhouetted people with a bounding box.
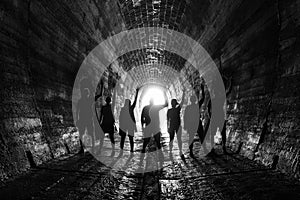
[77,84,220,158]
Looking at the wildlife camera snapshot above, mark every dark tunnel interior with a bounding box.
[0,0,300,199]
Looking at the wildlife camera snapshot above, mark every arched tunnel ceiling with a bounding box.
[119,0,187,30]
[127,63,180,87]
[117,49,187,86]
[109,0,211,88]
[118,49,186,72]
[115,49,202,89]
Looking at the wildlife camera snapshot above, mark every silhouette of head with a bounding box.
[105,96,111,104]
[125,99,131,107]
[190,95,197,104]
[171,99,178,108]
[149,98,154,106]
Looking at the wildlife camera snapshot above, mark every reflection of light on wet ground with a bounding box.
[3,143,299,199]
[90,130,193,172]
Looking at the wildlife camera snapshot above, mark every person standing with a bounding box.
[77,88,94,154]
[141,92,168,154]
[119,88,140,153]
[100,96,116,156]
[167,90,185,156]
[184,84,205,157]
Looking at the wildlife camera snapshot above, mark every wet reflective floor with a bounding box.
[1,132,300,200]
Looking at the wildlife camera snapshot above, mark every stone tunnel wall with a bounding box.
[1,0,299,183]
[0,0,124,182]
[187,0,300,179]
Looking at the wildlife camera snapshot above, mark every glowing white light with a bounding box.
[140,86,168,133]
[141,86,166,107]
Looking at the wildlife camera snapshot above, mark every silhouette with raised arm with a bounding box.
[206,76,232,155]
[204,77,232,156]
[77,88,94,154]
[184,83,205,157]
[167,90,185,156]
[141,92,168,154]
[119,88,140,154]
[99,96,116,156]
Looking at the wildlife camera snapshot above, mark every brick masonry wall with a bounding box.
[0,0,124,182]
[185,0,300,179]
[0,0,299,183]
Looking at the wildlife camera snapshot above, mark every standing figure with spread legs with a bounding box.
[167,90,185,156]
[100,96,116,156]
[119,88,140,154]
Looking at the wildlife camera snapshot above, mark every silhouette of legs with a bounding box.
[119,129,126,150]
[154,132,163,164]
[78,123,94,153]
[168,129,175,152]
[120,129,134,153]
[78,125,85,153]
[142,137,151,153]
[99,133,104,153]
[188,131,196,157]
[128,135,134,152]
[141,132,161,156]
[154,132,161,150]
[169,126,183,155]
[221,120,227,154]
[177,127,183,155]
[198,123,208,154]
[86,122,94,152]
[108,131,115,156]
[108,132,115,146]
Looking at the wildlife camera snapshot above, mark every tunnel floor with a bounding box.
[1,132,300,200]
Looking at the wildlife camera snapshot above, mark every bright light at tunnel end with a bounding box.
[72,27,226,173]
[141,86,166,106]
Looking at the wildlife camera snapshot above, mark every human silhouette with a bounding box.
[94,81,105,154]
[141,92,168,154]
[206,76,232,155]
[184,83,205,157]
[99,96,115,156]
[197,84,208,153]
[221,76,232,154]
[167,90,185,156]
[77,88,94,154]
[119,88,140,153]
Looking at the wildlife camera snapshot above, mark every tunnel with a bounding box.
[0,0,300,199]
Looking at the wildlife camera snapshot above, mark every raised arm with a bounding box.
[179,90,186,108]
[131,87,140,109]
